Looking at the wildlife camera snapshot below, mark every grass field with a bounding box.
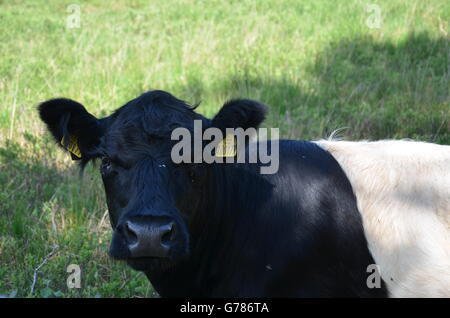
[0,0,448,297]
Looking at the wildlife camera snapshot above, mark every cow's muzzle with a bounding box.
[120,218,175,258]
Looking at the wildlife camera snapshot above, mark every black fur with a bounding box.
[37,90,387,298]
[38,98,103,164]
[211,99,268,133]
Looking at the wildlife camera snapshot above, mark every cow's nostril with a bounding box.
[160,222,175,246]
[124,221,138,245]
[122,219,175,258]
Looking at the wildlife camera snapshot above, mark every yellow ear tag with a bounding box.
[215,134,237,157]
[61,135,82,159]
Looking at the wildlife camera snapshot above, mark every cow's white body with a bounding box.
[315,139,450,297]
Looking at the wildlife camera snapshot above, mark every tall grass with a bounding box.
[0,0,448,297]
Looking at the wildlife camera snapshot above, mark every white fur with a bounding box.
[314,139,450,297]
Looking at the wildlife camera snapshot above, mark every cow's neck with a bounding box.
[146,163,267,297]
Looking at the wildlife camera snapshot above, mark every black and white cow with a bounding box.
[316,139,450,297]
[38,90,386,297]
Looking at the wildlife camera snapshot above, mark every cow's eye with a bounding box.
[101,157,113,175]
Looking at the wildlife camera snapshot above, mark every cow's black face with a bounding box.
[99,93,205,270]
[38,90,267,272]
[102,156,191,271]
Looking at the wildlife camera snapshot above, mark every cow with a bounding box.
[315,139,450,297]
[38,90,386,297]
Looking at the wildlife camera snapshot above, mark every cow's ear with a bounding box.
[211,99,268,132]
[38,98,103,160]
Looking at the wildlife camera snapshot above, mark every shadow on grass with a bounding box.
[0,137,65,239]
[0,133,107,243]
[308,31,449,143]
[0,136,153,298]
[209,31,449,143]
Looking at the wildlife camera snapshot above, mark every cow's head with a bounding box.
[38,90,267,271]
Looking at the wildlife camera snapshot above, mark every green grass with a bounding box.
[0,0,448,297]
